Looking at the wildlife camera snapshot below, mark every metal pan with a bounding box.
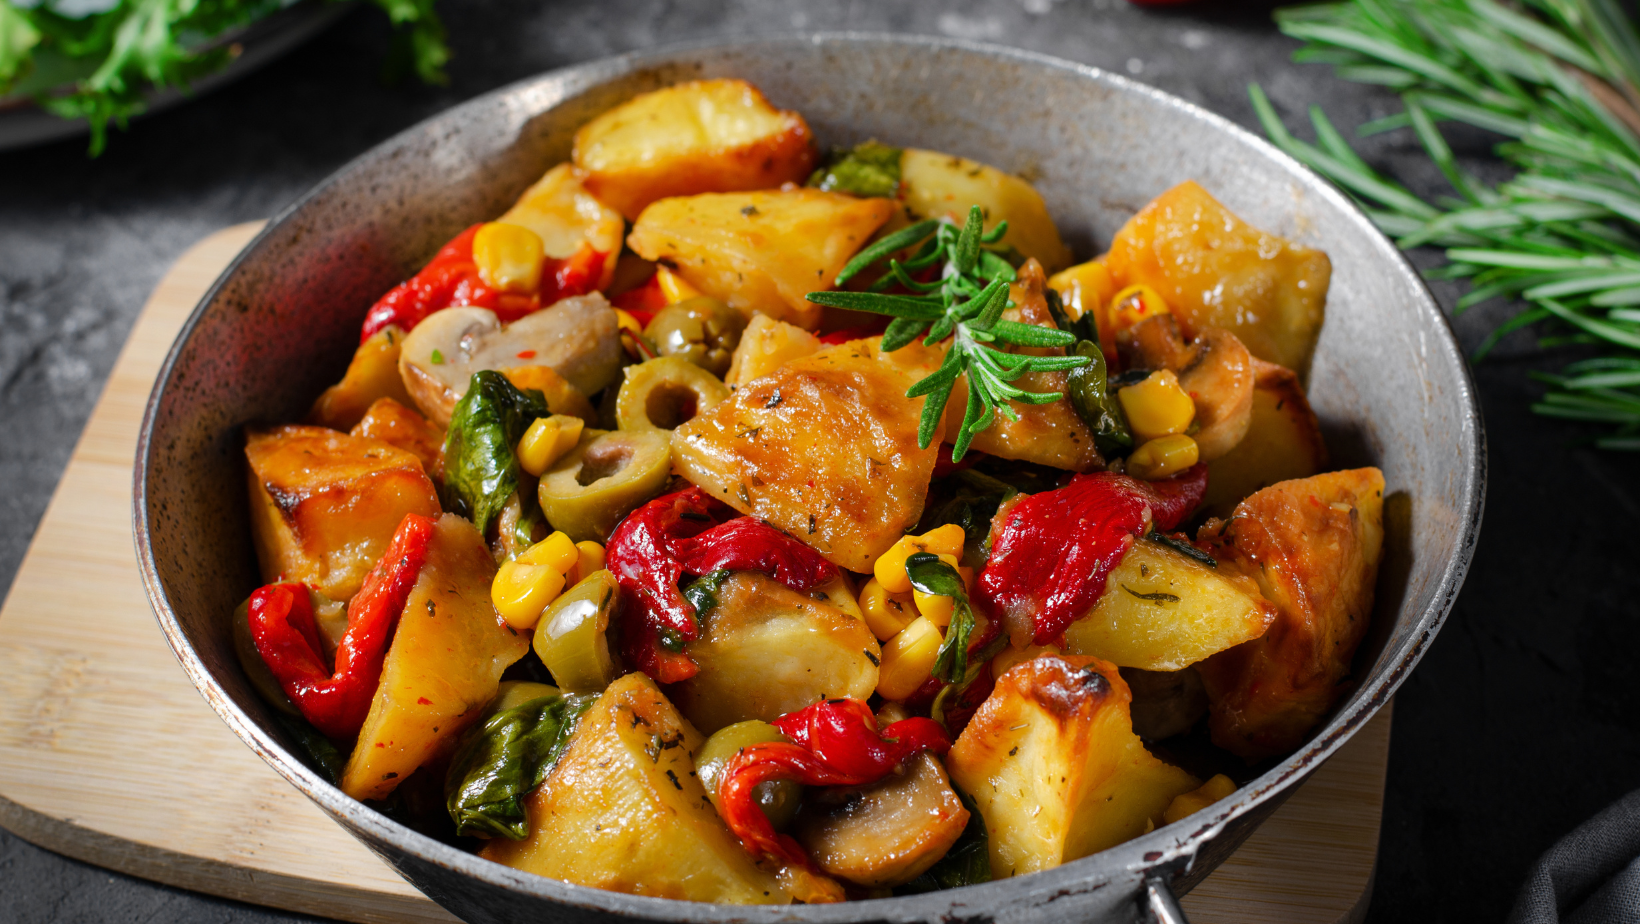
[134,33,1485,924]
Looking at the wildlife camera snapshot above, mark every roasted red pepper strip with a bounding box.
[248,513,435,739]
[359,225,604,342]
[607,487,840,683]
[977,465,1208,645]
[718,699,952,867]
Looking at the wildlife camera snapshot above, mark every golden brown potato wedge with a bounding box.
[498,163,625,291]
[1062,539,1277,671]
[244,425,442,601]
[1195,468,1385,760]
[1104,181,1331,377]
[947,654,1199,877]
[349,397,445,481]
[673,572,880,735]
[481,673,793,904]
[724,313,822,388]
[794,752,969,887]
[574,79,817,220]
[306,326,416,431]
[1200,358,1328,519]
[670,338,941,572]
[627,188,895,330]
[340,514,529,801]
[900,149,1073,273]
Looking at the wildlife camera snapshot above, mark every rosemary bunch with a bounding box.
[806,206,1090,458]
[1252,0,1640,449]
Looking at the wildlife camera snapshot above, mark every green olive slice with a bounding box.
[534,569,620,694]
[537,428,671,542]
[615,356,730,431]
[643,296,748,377]
[695,719,803,830]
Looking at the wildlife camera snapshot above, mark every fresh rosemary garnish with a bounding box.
[1251,0,1640,450]
[806,206,1091,459]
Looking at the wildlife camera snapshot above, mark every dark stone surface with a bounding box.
[1,1,1636,922]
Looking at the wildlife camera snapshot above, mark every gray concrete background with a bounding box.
[2,1,1637,921]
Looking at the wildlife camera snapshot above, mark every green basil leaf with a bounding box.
[906,551,976,684]
[682,569,733,621]
[275,714,347,786]
[445,693,594,840]
[1065,342,1135,458]
[808,140,904,199]
[442,370,550,535]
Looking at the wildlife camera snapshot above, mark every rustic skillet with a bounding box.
[134,33,1485,924]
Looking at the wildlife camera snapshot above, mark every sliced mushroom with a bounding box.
[793,752,969,888]
[1118,315,1254,462]
[398,296,622,427]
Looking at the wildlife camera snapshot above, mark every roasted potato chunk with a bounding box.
[901,149,1073,273]
[1062,539,1276,671]
[725,313,821,388]
[1195,468,1386,760]
[574,79,818,220]
[1200,358,1328,519]
[306,326,416,431]
[1104,181,1331,377]
[244,425,442,601]
[947,655,1199,877]
[671,339,941,571]
[481,673,792,904]
[673,572,880,735]
[794,752,969,888]
[498,163,625,291]
[349,397,444,480]
[627,188,895,330]
[340,514,529,801]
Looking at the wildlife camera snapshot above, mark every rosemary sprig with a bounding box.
[1252,0,1640,449]
[806,206,1090,458]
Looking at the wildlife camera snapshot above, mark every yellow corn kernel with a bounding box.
[614,307,646,337]
[517,414,585,477]
[473,222,545,294]
[1128,434,1201,481]
[1162,773,1237,825]
[1118,369,1196,443]
[859,577,918,641]
[655,264,703,304]
[991,643,1061,679]
[871,524,967,595]
[1107,283,1171,335]
[877,616,944,700]
[568,540,605,584]
[491,560,566,630]
[911,554,966,628]
[518,530,579,574]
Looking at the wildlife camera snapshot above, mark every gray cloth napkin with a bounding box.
[1509,788,1640,924]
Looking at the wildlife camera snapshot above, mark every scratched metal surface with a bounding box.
[1,2,1633,923]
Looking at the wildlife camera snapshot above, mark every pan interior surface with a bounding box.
[135,33,1483,924]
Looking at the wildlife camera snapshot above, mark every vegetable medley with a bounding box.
[236,78,1387,904]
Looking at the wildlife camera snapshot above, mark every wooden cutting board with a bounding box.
[0,223,1389,924]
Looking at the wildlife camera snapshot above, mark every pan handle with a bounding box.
[1140,874,1190,924]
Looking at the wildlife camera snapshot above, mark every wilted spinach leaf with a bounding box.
[443,370,550,535]
[1065,341,1134,458]
[808,140,903,198]
[906,552,977,685]
[275,714,346,786]
[445,693,594,840]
